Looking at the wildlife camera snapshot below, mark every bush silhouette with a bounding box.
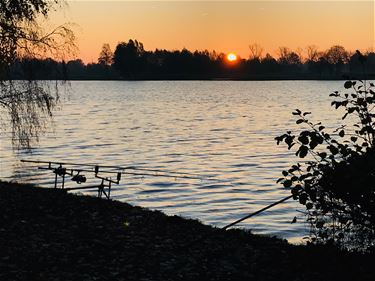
[276,53,375,251]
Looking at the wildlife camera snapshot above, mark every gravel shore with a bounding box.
[0,181,374,281]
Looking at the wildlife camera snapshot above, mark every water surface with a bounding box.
[0,80,345,242]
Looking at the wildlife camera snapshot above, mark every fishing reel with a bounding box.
[53,166,67,176]
[71,171,87,184]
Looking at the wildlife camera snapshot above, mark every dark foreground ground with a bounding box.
[1,181,374,281]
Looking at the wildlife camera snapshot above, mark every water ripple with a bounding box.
[0,80,344,242]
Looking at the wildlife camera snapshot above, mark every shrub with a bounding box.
[276,74,375,251]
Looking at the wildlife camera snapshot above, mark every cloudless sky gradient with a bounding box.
[50,1,375,62]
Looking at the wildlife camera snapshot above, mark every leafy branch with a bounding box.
[275,73,375,251]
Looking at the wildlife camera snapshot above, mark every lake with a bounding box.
[0,80,346,242]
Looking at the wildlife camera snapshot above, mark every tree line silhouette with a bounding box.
[8,39,375,80]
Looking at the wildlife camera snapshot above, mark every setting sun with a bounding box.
[227,53,237,62]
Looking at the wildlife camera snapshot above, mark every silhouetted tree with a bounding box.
[315,56,332,77]
[278,47,301,65]
[248,43,264,60]
[367,52,375,75]
[305,46,321,75]
[306,45,320,62]
[276,47,302,76]
[66,59,85,79]
[325,45,349,65]
[98,43,113,66]
[348,51,365,75]
[324,45,349,75]
[113,39,145,78]
[6,40,375,81]
[296,47,305,63]
[0,0,75,148]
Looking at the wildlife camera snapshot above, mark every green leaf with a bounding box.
[296,119,304,124]
[299,195,307,205]
[291,176,298,182]
[298,135,309,145]
[318,152,327,159]
[309,140,318,149]
[328,145,339,155]
[297,145,308,158]
[276,178,284,183]
[344,81,352,89]
[283,180,292,188]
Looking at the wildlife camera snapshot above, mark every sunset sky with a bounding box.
[50,1,375,63]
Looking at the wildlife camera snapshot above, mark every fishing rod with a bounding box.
[37,166,207,181]
[184,192,297,249]
[221,193,294,230]
[21,159,218,199]
[21,158,298,240]
[121,166,208,177]
[21,159,210,180]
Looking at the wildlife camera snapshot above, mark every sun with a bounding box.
[227,53,237,62]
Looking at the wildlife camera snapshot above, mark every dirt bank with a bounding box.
[0,181,373,281]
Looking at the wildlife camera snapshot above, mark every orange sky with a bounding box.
[49,1,375,63]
